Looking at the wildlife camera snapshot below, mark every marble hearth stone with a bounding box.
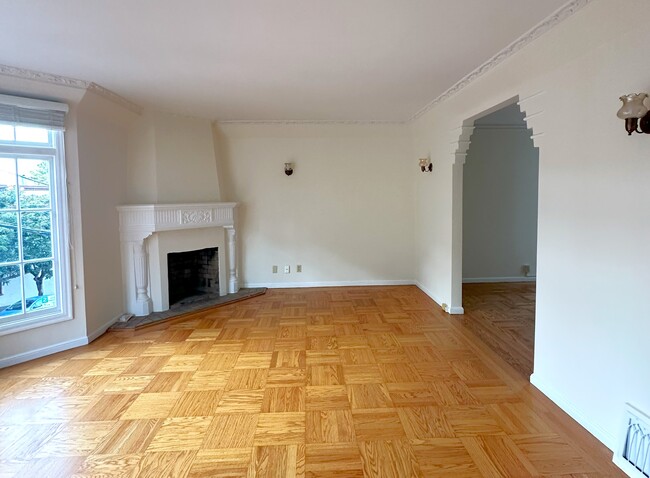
[110,288,266,330]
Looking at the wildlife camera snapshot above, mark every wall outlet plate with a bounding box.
[272,265,278,273]
[296,265,302,273]
[284,265,290,274]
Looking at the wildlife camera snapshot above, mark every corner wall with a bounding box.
[412,0,650,449]
[214,123,415,287]
[76,91,137,339]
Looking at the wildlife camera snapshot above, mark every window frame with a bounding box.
[0,129,72,335]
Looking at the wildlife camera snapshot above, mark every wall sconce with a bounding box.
[284,162,294,176]
[617,93,650,135]
[419,158,432,173]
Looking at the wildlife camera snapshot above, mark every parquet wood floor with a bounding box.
[460,282,536,378]
[0,286,623,477]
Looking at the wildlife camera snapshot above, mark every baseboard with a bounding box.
[414,281,443,308]
[87,314,121,343]
[0,336,88,369]
[243,280,415,289]
[463,276,536,283]
[530,372,616,451]
[449,306,465,314]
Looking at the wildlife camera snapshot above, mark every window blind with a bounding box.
[0,93,69,130]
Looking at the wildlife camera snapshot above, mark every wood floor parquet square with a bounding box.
[0,285,625,478]
[253,412,306,446]
[188,448,252,477]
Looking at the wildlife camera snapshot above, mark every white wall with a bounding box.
[127,111,221,204]
[463,104,538,281]
[214,123,414,287]
[76,91,136,338]
[413,0,650,450]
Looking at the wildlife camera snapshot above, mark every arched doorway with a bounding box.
[449,96,540,376]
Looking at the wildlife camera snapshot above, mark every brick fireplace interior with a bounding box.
[167,247,219,306]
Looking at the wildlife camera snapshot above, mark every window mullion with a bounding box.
[13,156,26,313]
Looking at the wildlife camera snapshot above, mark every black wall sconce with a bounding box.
[617,93,650,135]
[284,162,294,176]
[419,157,432,173]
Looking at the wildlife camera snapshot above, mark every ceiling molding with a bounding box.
[0,63,143,115]
[87,83,143,115]
[409,0,593,121]
[0,63,89,89]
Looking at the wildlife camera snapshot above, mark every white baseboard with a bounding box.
[244,280,415,289]
[87,314,121,343]
[530,372,616,451]
[414,281,443,307]
[463,276,536,283]
[0,336,88,369]
[415,281,464,315]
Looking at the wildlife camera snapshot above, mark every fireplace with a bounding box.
[117,203,239,316]
[167,247,219,306]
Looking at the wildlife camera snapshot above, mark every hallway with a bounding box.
[458,282,536,377]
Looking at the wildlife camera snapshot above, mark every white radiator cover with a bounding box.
[614,403,650,478]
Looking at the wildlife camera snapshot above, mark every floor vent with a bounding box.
[614,403,650,477]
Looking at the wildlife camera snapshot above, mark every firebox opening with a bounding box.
[167,247,219,307]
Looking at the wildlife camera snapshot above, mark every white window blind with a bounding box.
[0,93,68,130]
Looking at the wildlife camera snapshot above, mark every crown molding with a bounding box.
[0,63,142,115]
[409,0,593,121]
[87,82,143,115]
[0,63,88,89]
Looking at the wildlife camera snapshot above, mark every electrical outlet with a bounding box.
[522,264,530,276]
[296,264,302,273]
[272,265,278,273]
[284,265,290,274]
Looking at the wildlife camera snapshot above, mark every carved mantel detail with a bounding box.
[117,202,239,316]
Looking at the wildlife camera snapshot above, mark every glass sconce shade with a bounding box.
[617,93,648,119]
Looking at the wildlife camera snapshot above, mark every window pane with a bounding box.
[18,159,51,209]
[23,261,55,307]
[0,157,17,210]
[0,265,22,317]
[21,211,52,260]
[0,211,19,263]
[15,126,49,144]
[0,125,14,142]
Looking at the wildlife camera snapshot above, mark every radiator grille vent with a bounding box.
[615,404,650,478]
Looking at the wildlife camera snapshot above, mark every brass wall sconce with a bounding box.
[617,93,650,135]
[419,158,432,173]
[284,162,294,176]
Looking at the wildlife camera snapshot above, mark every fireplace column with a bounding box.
[226,226,239,294]
[132,239,153,316]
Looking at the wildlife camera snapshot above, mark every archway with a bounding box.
[449,94,544,376]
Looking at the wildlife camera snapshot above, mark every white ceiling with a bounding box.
[1,0,569,121]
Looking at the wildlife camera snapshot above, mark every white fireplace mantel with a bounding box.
[117,202,239,316]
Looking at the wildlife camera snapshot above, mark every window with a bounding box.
[0,95,70,335]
